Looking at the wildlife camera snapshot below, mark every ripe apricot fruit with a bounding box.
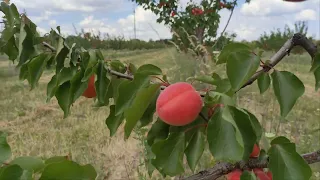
[156,82,203,126]
[250,144,260,158]
[266,171,273,180]
[82,75,97,98]
[226,169,242,180]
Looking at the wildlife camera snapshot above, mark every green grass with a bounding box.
[0,48,319,179]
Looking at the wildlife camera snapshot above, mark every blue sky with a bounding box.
[3,0,320,41]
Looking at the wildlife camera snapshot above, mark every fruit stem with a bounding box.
[184,123,208,133]
[151,76,170,86]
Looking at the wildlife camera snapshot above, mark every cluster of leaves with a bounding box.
[0,1,319,180]
[132,0,240,44]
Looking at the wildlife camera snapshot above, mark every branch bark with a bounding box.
[238,33,317,91]
[182,149,320,180]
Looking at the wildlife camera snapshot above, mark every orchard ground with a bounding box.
[0,48,319,180]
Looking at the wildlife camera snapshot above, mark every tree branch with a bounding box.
[182,149,320,180]
[238,33,318,91]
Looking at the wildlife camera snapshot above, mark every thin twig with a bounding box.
[211,0,237,50]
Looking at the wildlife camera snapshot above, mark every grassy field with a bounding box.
[0,48,319,180]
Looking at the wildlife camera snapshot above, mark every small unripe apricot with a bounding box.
[250,144,260,158]
[156,82,203,126]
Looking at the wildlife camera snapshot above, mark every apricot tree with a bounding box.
[0,1,320,180]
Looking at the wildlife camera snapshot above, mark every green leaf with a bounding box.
[17,21,37,66]
[229,106,257,160]
[81,50,99,82]
[217,43,251,65]
[128,63,137,74]
[244,110,263,143]
[111,77,127,103]
[138,89,160,128]
[46,67,77,102]
[257,72,271,94]
[227,50,260,90]
[185,130,205,172]
[69,69,89,104]
[136,64,162,75]
[124,84,161,139]
[1,36,18,61]
[0,132,11,164]
[147,119,170,146]
[39,160,97,180]
[187,75,217,85]
[215,78,233,95]
[151,132,185,176]
[310,52,320,72]
[95,61,111,105]
[45,156,66,165]
[207,107,242,161]
[106,105,125,137]
[20,170,33,180]
[55,36,69,73]
[205,91,236,107]
[115,74,150,115]
[27,53,51,89]
[55,81,72,118]
[314,67,320,91]
[10,156,45,173]
[271,70,305,117]
[268,137,312,180]
[240,171,257,180]
[0,164,23,180]
[110,60,126,73]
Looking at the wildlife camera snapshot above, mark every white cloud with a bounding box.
[49,20,57,27]
[11,0,132,13]
[240,0,315,16]
[295,9,317,21]
[28,11,53,24]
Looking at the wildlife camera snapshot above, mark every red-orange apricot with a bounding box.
[226,169,242,180]
[250,144,260,158]
[255,171,271,180]
[266,171,273,180]
[82,75,97,98]
[156,82,203,126]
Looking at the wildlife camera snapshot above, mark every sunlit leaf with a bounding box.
[138,89,160,128]
[207,107,243,161]
[151,132,185,176]
[39,160,97,180]
[95,61,111,105]
[106,105,125,137]
[257,72,271,94]
[10,156,45,173]
[217,43,251,65]
[147,119,170,146]
[27,53,51,89]
[268,137,312,180]
[115,74,150,115]
[229,106,257,160]
[136,64,162,75]
[271,70,305,117]
[227,50,260,90]
[124,84,161,139]
[55,81,72,118]
[185,130,205,172]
